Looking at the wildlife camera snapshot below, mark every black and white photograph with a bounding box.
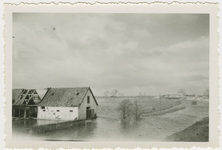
[4,3,219,149]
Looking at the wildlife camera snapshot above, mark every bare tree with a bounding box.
[117,92,124,97]
[110,89,119,101]
[104,91,109,101]
[111,89,118,96]
[105,89,121,110]
[137,92,144,101]
[132,100,145,121]
[178,89,187,96]
[118,99,133,126]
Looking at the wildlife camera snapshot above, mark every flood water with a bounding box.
[12,101,209,142]
[13,117,134,141]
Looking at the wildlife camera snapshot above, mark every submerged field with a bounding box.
[12,96,209,141]
[95,97,209,141]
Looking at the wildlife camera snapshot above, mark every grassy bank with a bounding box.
[142,104,186,117]
[166,117,209,142]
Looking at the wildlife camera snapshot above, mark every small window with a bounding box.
[70,110,73,112]
[87,96,90,103]
[41,106,45,109]
[43,110,45,112]
[57,110,60,112]
[76,93,79,95]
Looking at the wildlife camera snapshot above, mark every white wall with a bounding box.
[37,106,78,120]
[78,90,97,120]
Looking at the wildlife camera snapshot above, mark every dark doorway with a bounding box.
[15,109,19,117]
[86,107,95,119]
[86,107,91,119]
[26,110,30,118]
[20,109,24,118]
[30,107,37,117]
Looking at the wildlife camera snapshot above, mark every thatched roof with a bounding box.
[38,87,98,107]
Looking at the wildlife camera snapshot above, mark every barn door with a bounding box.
[91,109,94,118]
[86,107,91,119]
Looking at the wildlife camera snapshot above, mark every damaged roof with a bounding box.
[12,88,48,105]
[38,87,98,107]
[12,89,24,105]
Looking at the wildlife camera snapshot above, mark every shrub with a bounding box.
[132,100,145,121]
[192,101,197,105]
[118,99,133,125]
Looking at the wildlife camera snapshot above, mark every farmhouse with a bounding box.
[163,93,183,100]
[12,89,48,118]
[195,95,209,101]
[37,87,98,121]
[184,94,196,101]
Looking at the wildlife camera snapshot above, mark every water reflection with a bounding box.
[119,118,141,138]
[12,118,97,140]
[12,101,209,142]
[12,117,146,141]
[75,121,97,140]
[32,120,97,140]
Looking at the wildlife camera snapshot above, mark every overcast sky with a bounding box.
[12,13,209,96]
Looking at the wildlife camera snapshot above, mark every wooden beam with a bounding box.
[24,109,26,118]
[28,110,31,118]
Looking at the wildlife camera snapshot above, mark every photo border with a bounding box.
[4,3,219,149]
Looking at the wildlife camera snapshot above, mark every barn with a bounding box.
[12,89,48,118]
[163,93,183,100]
[37,87,98,121]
